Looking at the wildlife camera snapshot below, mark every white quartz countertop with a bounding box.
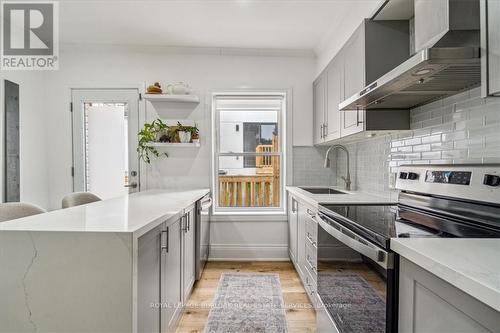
[0,189,210,237]
[286,186,397,207]
[391,238,500,312]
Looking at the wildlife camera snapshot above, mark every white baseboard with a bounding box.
[209,244,289,261]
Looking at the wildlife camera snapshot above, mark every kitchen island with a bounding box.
[0,189,209,333]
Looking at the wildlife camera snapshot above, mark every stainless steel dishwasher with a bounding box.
[195,194,212,280]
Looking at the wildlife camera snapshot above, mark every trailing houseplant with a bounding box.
[137,119,169,164]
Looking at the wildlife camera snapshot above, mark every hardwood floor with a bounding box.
[176,261,316,333]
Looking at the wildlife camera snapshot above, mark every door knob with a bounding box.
[124,182,138,189]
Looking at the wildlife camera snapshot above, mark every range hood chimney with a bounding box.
[340,0,481,111]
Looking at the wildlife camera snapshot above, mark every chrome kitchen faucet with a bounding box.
[324,144,351,191]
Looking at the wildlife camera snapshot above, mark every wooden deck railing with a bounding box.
[219,175,279,207]
[256,144,273,174]
[219,136,280,208]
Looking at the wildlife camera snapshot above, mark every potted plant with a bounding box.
[137,119,169,164]
[191,124,200,143]
[176,122,198,143]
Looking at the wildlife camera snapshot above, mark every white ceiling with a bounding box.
[59,0,383,54]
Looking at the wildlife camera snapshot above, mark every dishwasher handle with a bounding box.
[201,197,212,210]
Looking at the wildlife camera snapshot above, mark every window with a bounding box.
[213,93,286,213]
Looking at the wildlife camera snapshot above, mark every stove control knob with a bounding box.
[399,172,408,179]
[483,174,500,187]
[407,172,419,180]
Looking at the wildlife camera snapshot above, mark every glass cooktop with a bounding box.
[318,204,442,249]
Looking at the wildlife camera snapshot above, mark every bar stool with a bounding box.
[61,192,102,208]
[0,202,47,222]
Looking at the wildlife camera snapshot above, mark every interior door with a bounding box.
[71,89,140,198]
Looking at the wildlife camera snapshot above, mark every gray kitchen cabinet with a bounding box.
[398,257,499,333]
[313,19,410,145]
[287,192,321,314]
[137,224,162,333]
[341,25,365,138]
[481,0,500,97]
[415,0,480,52]
[161,218,183,333]
[296,201,307,279]
[137,214,185,333]
[182,204,196,302]
[288,194,298,263]
[313,73,327,145]
[325,53,342,141]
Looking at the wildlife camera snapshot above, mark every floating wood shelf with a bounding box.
[145,142,201,148]
[143,94,200,103]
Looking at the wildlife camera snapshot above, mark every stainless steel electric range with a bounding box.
[315,165,500,333]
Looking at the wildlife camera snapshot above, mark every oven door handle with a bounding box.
[316,215,390,269]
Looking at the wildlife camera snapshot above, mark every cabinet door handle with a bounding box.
[320,124,324,138]
[307,209,315,217]
[187,213,190,232]
[161,228,169,253]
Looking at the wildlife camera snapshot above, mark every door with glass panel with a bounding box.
[71,89,140,199]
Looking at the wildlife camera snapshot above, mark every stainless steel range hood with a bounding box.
[340,0,481,111]
[339,46,480,110]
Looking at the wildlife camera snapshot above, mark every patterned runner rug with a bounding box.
[204,273,288,333]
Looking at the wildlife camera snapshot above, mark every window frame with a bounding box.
[211,92,287,215]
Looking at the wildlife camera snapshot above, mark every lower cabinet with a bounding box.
[182,204,196,302]
[288,193,318,309]
[161,218,183,333]
[137,224,162,333]
[137,203,199,333]
[398,257,499,333]
[287,194,298,262]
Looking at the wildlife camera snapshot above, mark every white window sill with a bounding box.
[211,213,287,222]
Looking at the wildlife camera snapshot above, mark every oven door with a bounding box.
[317,212,396,333]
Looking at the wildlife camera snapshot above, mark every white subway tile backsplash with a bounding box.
[421,151,442,160]
[442,150,468,159]
[422,116,443,128]
[413,144,431,152]
[431,123,454,134]
[404,137,421,146]
[303,89,500,197]
[442,131,466,141]
[421,134,442,144]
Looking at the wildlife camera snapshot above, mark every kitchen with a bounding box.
[0,0,499,333]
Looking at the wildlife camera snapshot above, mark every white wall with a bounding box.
[42,44,315,259]
[0,71,50,209]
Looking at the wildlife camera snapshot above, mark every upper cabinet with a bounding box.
[313,19,411,145]
[313,75,326,145]
[325,54,343,141]
[481,0,500,97]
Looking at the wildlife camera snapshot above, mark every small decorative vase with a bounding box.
[178,131,191,143]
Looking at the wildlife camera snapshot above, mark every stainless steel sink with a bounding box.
[299,187,347,195]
